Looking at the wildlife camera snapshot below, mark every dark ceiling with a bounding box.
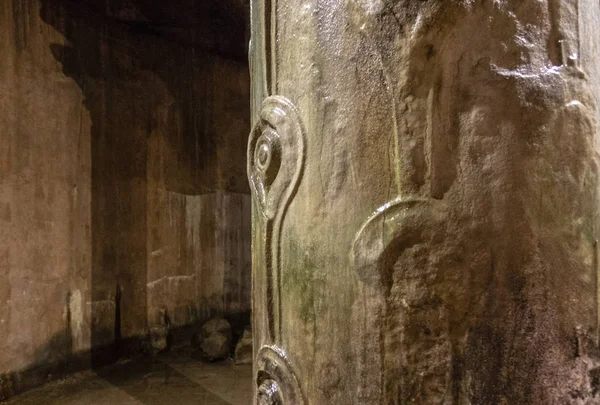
[43,0,251,60]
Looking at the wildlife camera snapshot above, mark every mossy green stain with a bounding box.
[281,239,321,324]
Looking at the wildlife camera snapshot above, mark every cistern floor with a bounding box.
[3,349,252,405]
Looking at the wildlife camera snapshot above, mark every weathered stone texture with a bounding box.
[0,0,251,399]
[199,318,234,361]
[251,0,600,404]
[234,329,253,365]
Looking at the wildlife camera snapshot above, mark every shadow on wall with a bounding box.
[0,294,84,398]
[33,0,249,374]
[1,0,250,400]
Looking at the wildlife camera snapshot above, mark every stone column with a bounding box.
[248,1,600,403]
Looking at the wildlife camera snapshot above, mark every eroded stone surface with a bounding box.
[234,329,252,365]
[202,318,233,343]
[250,0,600,403]
[201,333,231,362]
[198,318,233,361]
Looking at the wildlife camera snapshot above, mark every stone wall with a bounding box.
[0,0,250,399]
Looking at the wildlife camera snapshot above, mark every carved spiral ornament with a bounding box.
[249,96,306,405]
[256,346,305,405]
[248,96,306,220]
[257,379,283,405]
[254,129,281,184]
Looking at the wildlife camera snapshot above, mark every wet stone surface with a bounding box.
[2,349,252,405]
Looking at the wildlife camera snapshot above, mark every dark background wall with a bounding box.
[0,0,251,399]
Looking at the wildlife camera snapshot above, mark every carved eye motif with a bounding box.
[254,129,282,185]
[256,346,305,405]
[255,135,273,170]
[257,378,283,405]
[248,96,305,220]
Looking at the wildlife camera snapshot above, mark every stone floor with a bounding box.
[2,349,252,405]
